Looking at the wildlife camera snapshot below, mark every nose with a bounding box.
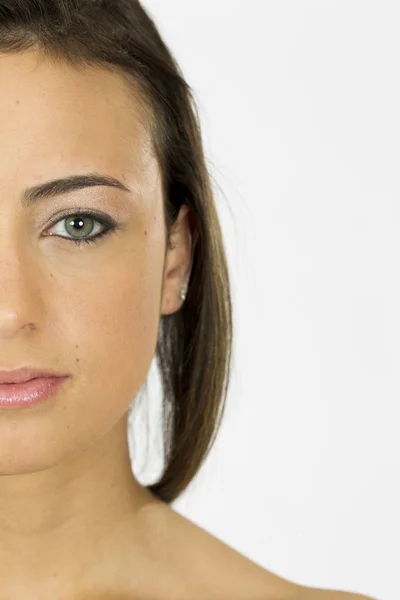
[0,242,41,338]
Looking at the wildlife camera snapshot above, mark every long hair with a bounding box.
[0,0,233,505]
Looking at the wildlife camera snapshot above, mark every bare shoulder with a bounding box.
[156,503,299,598]
[293,585,378,600]
[144,501,377,600]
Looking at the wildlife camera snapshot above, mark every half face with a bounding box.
[0,49,193,475]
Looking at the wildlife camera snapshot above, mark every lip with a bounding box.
[0,376,69,409]
[0,367,68,384]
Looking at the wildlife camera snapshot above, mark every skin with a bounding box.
[0,49,376,600]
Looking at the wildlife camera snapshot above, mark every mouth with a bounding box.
[0,375,70,409]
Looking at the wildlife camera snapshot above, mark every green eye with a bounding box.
[46,210,118,247]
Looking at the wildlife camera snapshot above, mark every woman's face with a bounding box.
[0,50,193,475]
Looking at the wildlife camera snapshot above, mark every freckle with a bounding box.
[144,230,147,235]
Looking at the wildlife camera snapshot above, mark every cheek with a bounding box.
[60,262,163,415]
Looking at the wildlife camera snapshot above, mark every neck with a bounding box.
[0,412,161,597]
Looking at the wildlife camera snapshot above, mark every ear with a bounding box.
[160,204,198,316]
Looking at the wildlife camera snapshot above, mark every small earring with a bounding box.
[180,284,188,301]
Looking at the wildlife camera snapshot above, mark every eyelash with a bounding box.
[45,209,119,248]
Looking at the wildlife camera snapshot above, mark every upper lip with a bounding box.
[0,367,68,384]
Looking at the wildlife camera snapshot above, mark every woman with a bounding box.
[0,1,376,598]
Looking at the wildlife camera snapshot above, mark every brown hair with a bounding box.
[0,0,233,505]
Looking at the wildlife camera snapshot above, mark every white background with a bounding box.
[129,3,397,599]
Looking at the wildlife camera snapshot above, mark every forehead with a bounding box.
[0,50,155,189]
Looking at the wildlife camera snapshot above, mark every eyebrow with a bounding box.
[21,173,131,207]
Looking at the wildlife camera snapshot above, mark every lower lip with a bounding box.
[0,376,69,409]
